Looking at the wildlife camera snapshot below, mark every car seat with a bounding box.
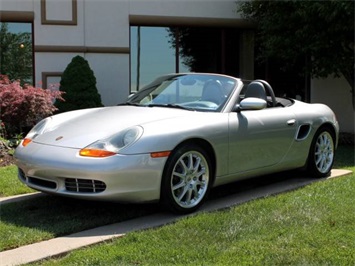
[244,81,267,101]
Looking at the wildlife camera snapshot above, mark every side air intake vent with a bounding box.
[296,124,311,141]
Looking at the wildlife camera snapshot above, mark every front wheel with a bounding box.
[307,128,335,178]
[161,144,212,214]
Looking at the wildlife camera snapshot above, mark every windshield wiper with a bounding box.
[146,103,191,110]
[118,102,193,111]
[117,102,142,106]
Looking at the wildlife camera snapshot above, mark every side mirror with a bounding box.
[234,97,267,112]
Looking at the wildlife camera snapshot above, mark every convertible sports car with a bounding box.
[14,73,338,213]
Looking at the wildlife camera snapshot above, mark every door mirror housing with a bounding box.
[234,97,267,112]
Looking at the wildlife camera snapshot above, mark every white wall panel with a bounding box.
[33,0,85,46]
[84,0,130,47]
[0,0,34,11]
[85,54,130,106]
[45,0,73,21]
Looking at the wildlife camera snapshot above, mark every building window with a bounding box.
[0,22,34,84]
[130,26,240,92]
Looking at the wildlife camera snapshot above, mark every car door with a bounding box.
[228,107,297,174]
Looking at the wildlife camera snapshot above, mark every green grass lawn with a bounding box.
[0,145,354,265]
[33,171,355,266]
[0,165,34,196]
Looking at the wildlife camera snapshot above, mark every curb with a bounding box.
[0,192,43,205]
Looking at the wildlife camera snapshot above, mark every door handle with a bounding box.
[287,119,296,126]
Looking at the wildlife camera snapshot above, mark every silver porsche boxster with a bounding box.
[14,73,339,213]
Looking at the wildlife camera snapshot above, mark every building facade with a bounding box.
[0,0,353,133]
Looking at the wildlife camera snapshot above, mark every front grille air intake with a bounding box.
[65,178,106,193]
[29,176,57,189]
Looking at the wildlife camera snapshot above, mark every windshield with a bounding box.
[127,74,237,112]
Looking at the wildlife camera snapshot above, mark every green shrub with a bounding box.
[55,56,103,112]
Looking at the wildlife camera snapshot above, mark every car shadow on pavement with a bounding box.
[0,194,161,242]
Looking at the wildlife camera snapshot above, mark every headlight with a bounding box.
[21,117,52,147]
[79,126,143,157]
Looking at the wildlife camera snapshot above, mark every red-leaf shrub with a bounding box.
[0,74,64,134]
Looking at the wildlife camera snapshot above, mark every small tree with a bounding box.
[237,0,354,109]
[55,55,103,112]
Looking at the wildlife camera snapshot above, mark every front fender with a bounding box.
[121,112,230,176]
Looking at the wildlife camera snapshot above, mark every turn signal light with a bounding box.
[22,138,32,147]
[79,149,116,158]
[150,151,171,158]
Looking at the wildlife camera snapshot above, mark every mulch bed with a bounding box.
[0,140,15,167]
[0,153,15,167]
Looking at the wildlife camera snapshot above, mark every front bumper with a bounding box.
[14,142,167,203]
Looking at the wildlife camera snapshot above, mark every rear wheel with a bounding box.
[161,144,212,214]
[308,128,335,177]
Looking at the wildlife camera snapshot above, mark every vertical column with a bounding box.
[239,30,254,80]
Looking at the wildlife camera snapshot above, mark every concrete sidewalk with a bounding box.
[0,169,352,266]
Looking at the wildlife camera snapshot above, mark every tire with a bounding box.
[307,127,335,178]
[161,144,212,214]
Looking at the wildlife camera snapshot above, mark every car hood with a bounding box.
[33,106,192,148]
